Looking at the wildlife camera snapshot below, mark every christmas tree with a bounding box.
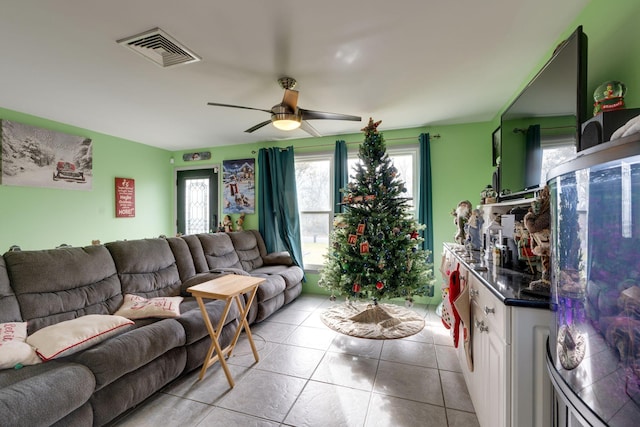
[318,118,433,304]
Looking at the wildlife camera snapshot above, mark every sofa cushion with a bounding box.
[251,274,287,302]
[4,246,123,333]
[0,361,95,427]
[166,237,197,283]
[106,239,181,298]
[176,297,241,345]
[180,234,209,273]
[251,265,304,289]
[0,257,21,323]
[197,233,243,271]
[67,318,185,391]
[26,315,134,361]
[114,294,183,319]
[227,231,264,271]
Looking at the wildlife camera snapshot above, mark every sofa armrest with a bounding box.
[262,251,293,266]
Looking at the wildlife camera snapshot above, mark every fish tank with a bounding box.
[547,134,640,426]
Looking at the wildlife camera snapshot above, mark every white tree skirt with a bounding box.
[320,301,425,339]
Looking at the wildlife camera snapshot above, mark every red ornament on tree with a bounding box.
[410,230,419,240]
[352,283,361,293]
[376,281,384,290]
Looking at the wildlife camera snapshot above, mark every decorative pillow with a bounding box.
[26,315,134,361]
[0,322,41,369]
[114,294,183,320]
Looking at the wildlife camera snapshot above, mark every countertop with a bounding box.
[444,242,551,309]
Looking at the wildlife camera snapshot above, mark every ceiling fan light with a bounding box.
[272,113,302,131]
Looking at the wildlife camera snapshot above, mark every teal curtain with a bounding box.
[419,133,434,260]
[333,140,348,214]
[258,146,304,270]
[525,125,542,189]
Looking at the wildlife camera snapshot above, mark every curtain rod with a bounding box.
[512,125,576,134]
[250,133,441,154]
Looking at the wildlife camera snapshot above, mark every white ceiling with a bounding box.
[0,0,589,151]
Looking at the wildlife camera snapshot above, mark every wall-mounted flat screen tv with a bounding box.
[499,26,588,198]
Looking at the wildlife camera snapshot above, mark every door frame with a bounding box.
[174,164,221,235]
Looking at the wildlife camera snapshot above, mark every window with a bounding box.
[295,155,333,269]
[295,145,419,270]
[348,146,418,215]
[540,136,576,184]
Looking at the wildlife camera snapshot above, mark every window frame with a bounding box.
[347,144,419,216]
[294,152,334,271]
[294,144,420,271]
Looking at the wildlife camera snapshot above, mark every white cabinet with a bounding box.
[467,273,510,427]
[443,244,551,427]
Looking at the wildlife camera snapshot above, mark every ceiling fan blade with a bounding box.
[207,102,271,114]
[281,89,299,111]
[300,120,322,137]
[299,108,361,122]
[244,120,272,133]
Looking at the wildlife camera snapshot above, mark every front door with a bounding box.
[176,168,218,235]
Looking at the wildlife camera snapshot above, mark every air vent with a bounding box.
[117,28,201,68]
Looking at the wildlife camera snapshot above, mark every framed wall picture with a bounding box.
[0,120,93,190]
[115,178,135,218]
[492,127,501,167]
[222,158,255,214]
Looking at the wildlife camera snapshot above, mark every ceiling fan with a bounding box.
[207,77,361,137]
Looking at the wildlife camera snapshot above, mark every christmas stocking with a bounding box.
[453,280,473,371]
[448,264,462,347]
[441,287,453,330]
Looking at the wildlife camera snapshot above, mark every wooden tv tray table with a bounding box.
[187,274,264,388]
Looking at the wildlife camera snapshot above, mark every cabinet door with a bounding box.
[485,324,509,427]
[472,300,510,427]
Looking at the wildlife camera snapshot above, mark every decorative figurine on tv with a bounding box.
[524,185,551,292]
[593,80,626,115]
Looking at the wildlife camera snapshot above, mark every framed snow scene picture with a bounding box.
[222,158,255,214]
[1,120,93,190]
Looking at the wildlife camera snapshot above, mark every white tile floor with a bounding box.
[110,294,479,427]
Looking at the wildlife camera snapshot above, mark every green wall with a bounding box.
[0,107,174,250]
[170,122,494,302]
[1,0,637,304]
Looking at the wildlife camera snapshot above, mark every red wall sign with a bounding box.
[115,177,135,218]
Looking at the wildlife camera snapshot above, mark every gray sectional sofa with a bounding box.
[0,230,303,426]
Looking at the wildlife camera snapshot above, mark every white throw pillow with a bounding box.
[0,322,41,369]
[26,315,134,361]
[114,294,183,320]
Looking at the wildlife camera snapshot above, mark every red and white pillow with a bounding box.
[0,322,41,369]
[26,315,134,361]
[114,294,183,320]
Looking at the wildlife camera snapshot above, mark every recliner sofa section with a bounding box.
[187,231,304,323]
[0,230,303,426]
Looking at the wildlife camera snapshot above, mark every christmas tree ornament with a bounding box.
[360,241,370,254]
[410,230,419,240]
[352,283,361,293]
[357,223,366,235]
[376,281,384,290]
[348,234,358,245]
